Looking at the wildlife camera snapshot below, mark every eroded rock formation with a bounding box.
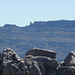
[0,47,75,75]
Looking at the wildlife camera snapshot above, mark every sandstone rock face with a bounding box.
[1,47,21,70]
[64,51,75,66]
[24,58,45,75]
[38,63,45,75]
[30,56,59,69]
[45,67,55,75]
[25,48,59,75]
[28,61,42,75]
[0,47,75,75]
[25,47,57,59]
[56,66,75,75]
[3,60,29,75]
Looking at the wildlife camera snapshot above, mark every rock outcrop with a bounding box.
[3,60,29,75]
[56,66,75,75]
[29,56,59,69]
[25,47,59,75]
[64,51,75,66]
[0,47,75,75]
[0,47,20,71]
[25,47,57,59]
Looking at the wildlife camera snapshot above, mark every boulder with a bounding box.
[24,58,45,75]
[28,61,42,75]
[1,47,21,70]
[38,63,45,75]
[45,67,55,75]
[64,51,75,66]
[56,66,75,75]
[2,65,14,75]
[3,60,29,75]
[29,56,59,69]
[24,58,41,75]
[25,47,57,59]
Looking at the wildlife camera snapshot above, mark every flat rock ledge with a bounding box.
[0,47,75,75]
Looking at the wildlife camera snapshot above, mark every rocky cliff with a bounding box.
[0,20,75,61]
[0,47,75,75]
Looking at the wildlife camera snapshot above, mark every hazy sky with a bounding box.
[0,0,75,27]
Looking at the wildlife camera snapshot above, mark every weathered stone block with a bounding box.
[1,47,20,70]
[56,66,75,75]
[25,47,57,59]
[64,51,75,66]
[30,56,59,69]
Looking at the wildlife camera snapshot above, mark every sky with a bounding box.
[0,0,75,27]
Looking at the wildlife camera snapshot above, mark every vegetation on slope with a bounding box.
[0,20,75,61]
